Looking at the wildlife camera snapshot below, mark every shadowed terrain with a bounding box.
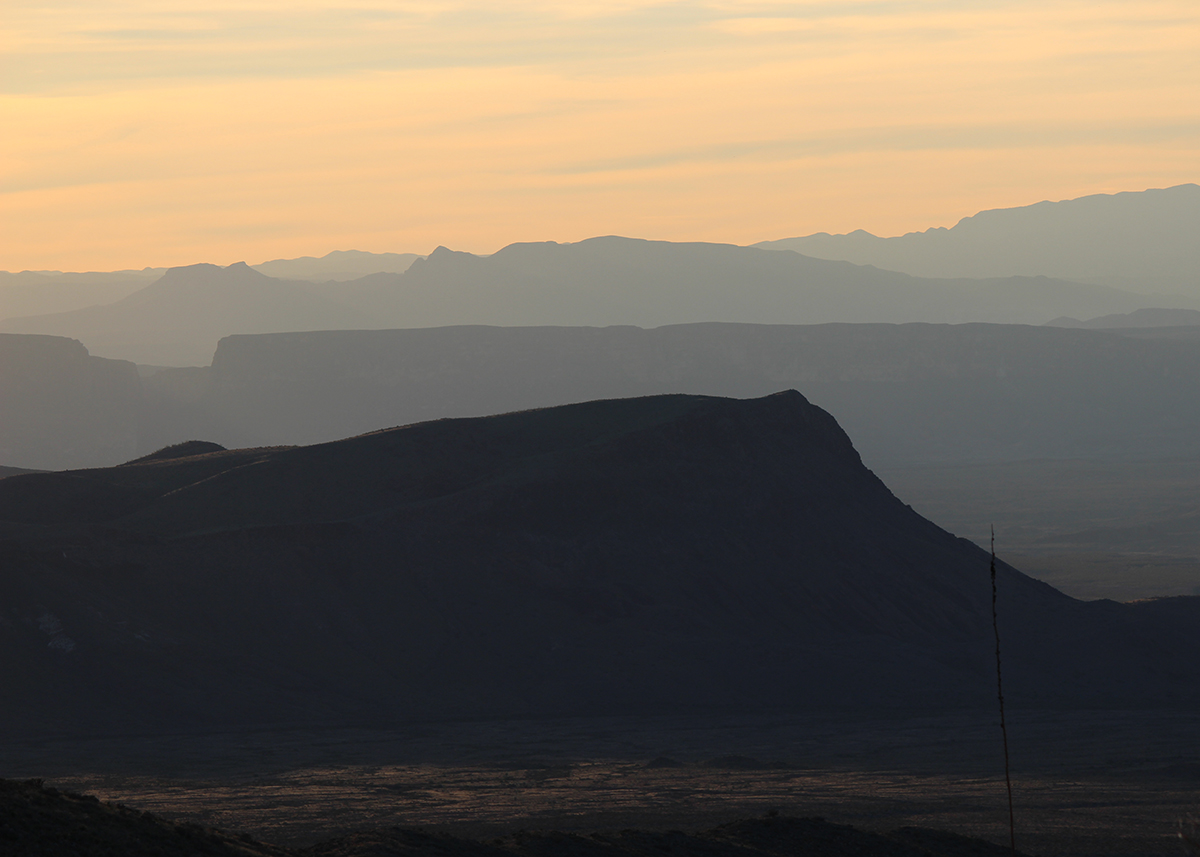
[0,778,1028,857]
[127,322,1200,601]
[879,457,1200,600]
[7,323,1200,599]
[3,391,1199,741]
[6,392,1200,857]
[8,709,1199,857]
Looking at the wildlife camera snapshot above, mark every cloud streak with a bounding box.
[2,0,1197,269]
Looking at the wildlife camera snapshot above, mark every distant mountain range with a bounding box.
[3,392,1197,737]
[252,248,421,281]
[4,238,1192,366]
[1,263,369,366]
[0,250,421,322]
[5,185,1197,364]
[756,184,1200,295]
[1045,307,1200,329]
[350,237,1176,328]
[0,268,163,321]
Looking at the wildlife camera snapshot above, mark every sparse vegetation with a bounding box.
[0,778,1028,857]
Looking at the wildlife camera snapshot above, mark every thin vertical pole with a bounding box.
[991,526,1016,856]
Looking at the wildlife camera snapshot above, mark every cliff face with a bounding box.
[0,334,141,470]
[16,321,1200,471]
[143,322,1200,464]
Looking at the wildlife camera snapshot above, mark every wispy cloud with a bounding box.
[2,0,1197,269]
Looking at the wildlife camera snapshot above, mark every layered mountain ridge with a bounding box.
[8,320,1200,471]
[4,238,1188,366]
[0,263,367,366]
[142,322,1200,466]
[757,184,1200,293]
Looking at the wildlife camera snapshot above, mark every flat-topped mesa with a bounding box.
[0,333,141,470]
[183,322,1200,462]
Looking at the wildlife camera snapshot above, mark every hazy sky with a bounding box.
[3,1,1198,271]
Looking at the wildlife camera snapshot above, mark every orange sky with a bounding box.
[3,1,1198,271]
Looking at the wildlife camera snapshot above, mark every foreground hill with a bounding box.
[2,392,1198,737]
[756,184,1200,295]
[0,778,1024,857]
[0,778,284,856]
[2,239,1180,366]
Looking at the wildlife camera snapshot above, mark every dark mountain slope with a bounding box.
[1,393,1197,737]
[0,778,284,856]
[0,465,43,479]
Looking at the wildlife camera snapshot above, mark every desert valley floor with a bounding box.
[6,710,1200,856]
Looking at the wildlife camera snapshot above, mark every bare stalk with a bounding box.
[991,526,1016,856]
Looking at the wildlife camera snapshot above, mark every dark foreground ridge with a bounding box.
[1,391,1198,735]
[125,439,228,464]
[0,778,1026,857]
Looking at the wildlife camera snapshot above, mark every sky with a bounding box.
[3,0,1198,271]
